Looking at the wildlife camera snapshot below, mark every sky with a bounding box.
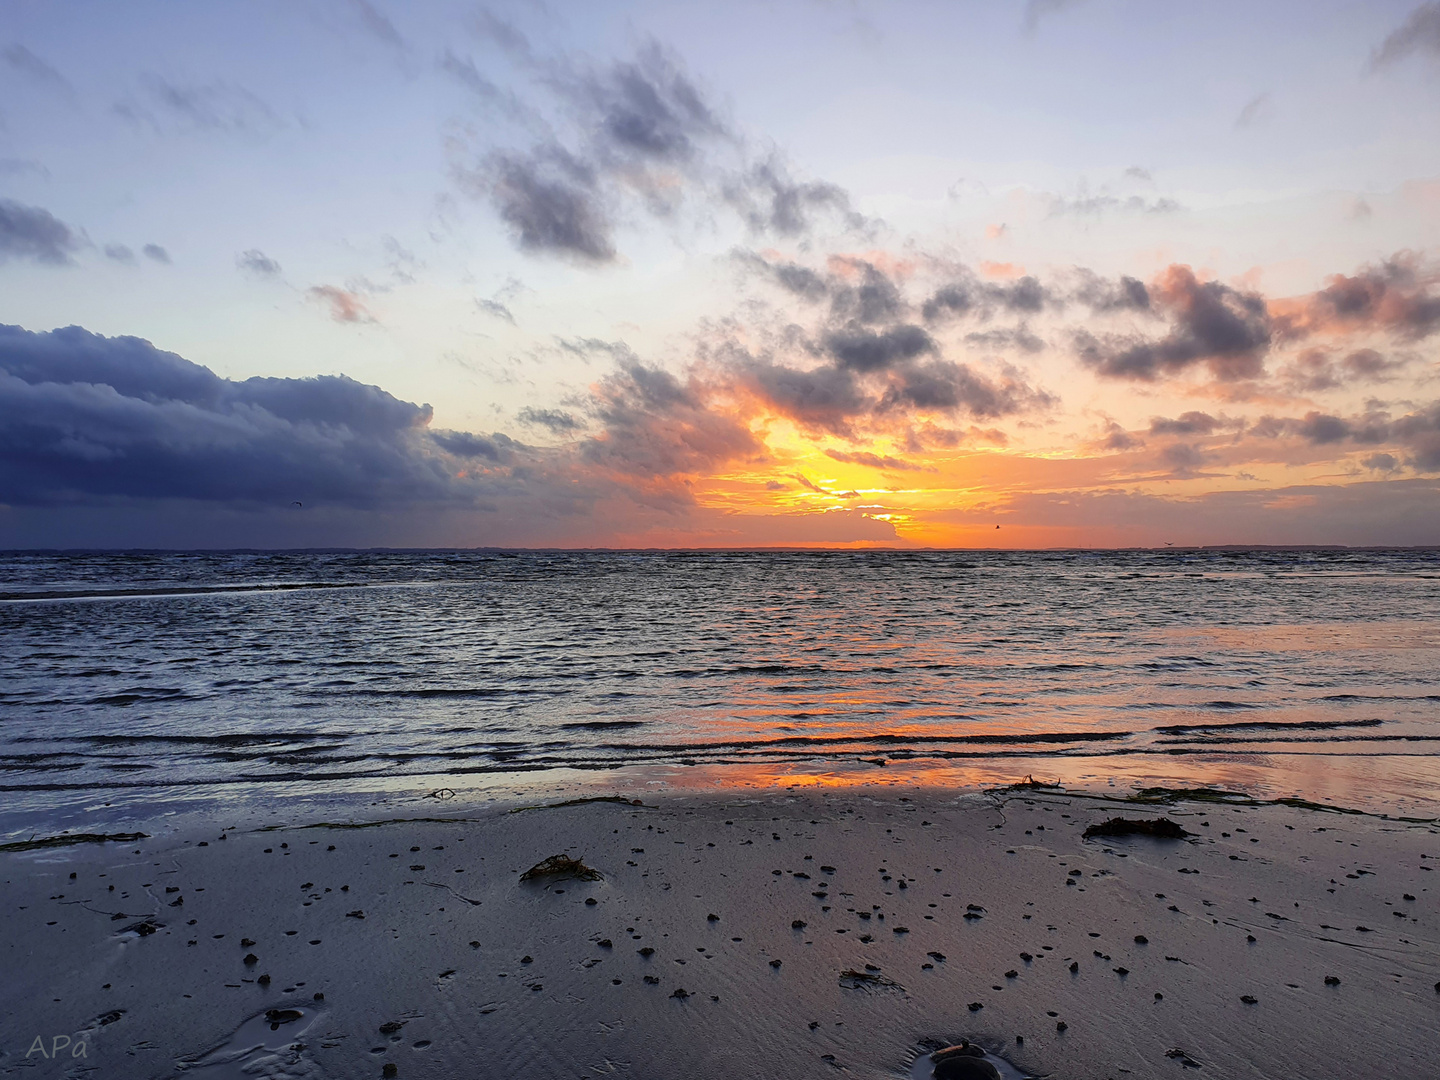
[2,0,1439,549]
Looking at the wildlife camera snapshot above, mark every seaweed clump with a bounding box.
[1083,817,1192,839]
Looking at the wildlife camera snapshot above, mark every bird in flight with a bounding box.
[292,501,303,508]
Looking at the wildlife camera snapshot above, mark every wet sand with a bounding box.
[2,786,1437,1079]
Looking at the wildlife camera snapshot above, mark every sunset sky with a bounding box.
[2,0,1439,548]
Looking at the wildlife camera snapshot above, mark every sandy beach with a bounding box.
[2,783,1435,1079]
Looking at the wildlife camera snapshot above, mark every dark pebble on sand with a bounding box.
[257,974,270,985]
[1056,1021,1067,1032]
[770,959,782,968]
[643,975,659,985]
[586,898,597,906]
[1114,967,1129,976]
[382,1065,398,1078]
[1068,962,1078,973]
[243,953,258,965]
[671,988,689,998]
[638,947,654,957]
[968,1001,983,1011]
[1325,976,1340,985]
[1240,995,1257,1004]
[1134,935,1148,944]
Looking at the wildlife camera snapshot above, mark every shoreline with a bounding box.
[3,785,1436,1078]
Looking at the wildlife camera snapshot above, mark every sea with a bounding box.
[2,548,1438,838]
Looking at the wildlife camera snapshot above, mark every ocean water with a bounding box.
[2,548,1439,834]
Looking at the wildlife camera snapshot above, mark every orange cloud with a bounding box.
[306,285,375,324]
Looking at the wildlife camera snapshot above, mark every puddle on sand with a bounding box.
[907,1043,1030,1080]
[177,1004,322,1078]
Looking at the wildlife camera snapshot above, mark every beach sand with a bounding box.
[2,785,1436,1079]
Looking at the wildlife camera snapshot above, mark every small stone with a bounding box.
[257,974,271,985]
[1056,1021,1067,1032]
[1134,935,1148,944]
[1068,961,1078,973]
[382,1064,398,1078]
[638,947,654,957]
[1240,994,1257,1004]
[671,988,689,999]
[241,938,256,948]
[792,920,807,929]
[967,1001,983,1011]
[243,953,258,965]
[585,898,597,906]
[770,959,782,968]
[1324,976,1340,986]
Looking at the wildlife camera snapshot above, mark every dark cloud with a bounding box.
[1279,253,1440,342]
[1100,421,1142,451]
[741,358,869,438]
[2,44,73,100]
[517,406,580,433]
[723,156,865,237]
[142,243,171,264]
[0,198,82,266]
[824,448,929,472]
[104,243,136,265]
[481,149,614,262]
[1150,411,1219,436]
[475,297,516,324]
[1362,452,1400,472]
[1369,3,1440,69]
[236,249,281,278]
[1280,347,1407,391]
[878,359,1050,418]
[306,285,374,324]
[964,325,1045,353]
[1248,403,1440,471]
[1075,265,1270,381]
[825,324,934,372]
[431,431,515,460]
[0,323,489,508]
[1072,270,1151,312]
[921,273,1049,322]
[561,44,725,165]
[583,360,761,482]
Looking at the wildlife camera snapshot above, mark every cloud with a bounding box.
[920,273,1049,322]
[723,156,866,237]
[1022,0,1090,34]
[1247,403,1440,471]
[1072,270,1151,312]
[1,44,74,100]
[142,243,171,264]
[236,249,281,277]
[582,359,762,485]
[824,448,930,472]
[0,323,482,508]
[475,297,516,324]
[1280,347,1407,391]
[1362,451,1400,472]
[825,324,934,372]
[118,75,281,135]
[0,199,82,266]
[104,243,136,265]
[480,148,615,262]
[1047,193,1182,216]
[1075,265,1270,381]
[1275,252,1440,342]
[1234,92,1272,128]
[517,406,581,433]
[1369,3,1440,69]
[559,43,726,166]
[1150,411,1219,436]
[306,285,375,324]
[347,0,406,52]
